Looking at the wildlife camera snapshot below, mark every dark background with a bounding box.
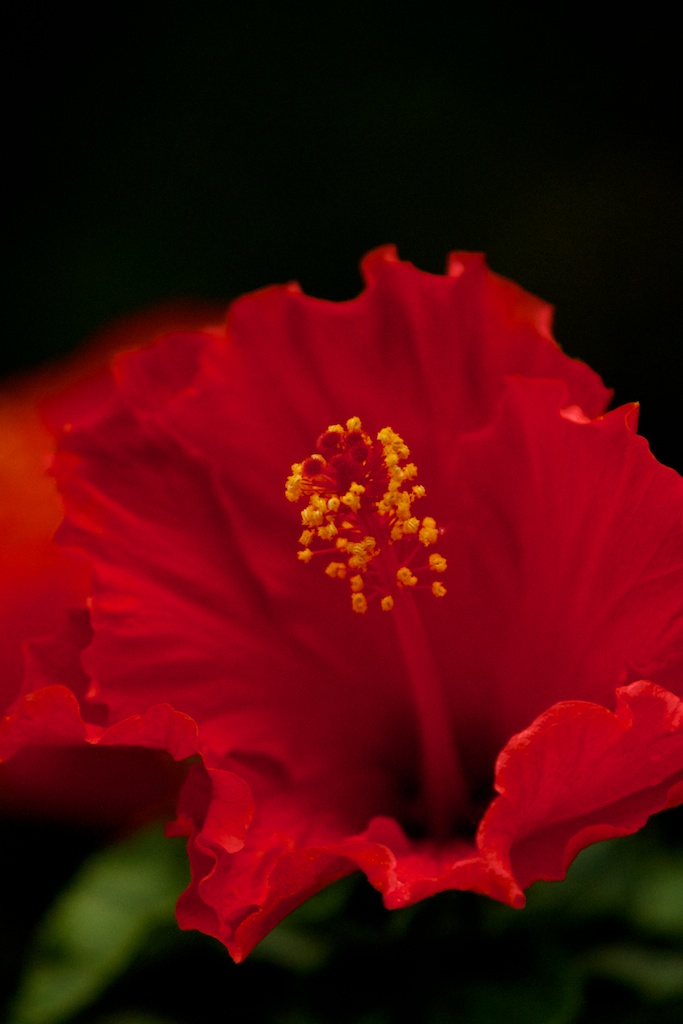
[6,4,682,472]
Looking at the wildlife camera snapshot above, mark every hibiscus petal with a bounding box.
[479,680,683,894]
[170,789,491,962]
[428,375,683,782]
[0,612,215,828]
[0,380,88,706]
[174,677,683,960]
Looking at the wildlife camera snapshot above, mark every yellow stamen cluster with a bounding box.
[285,417,448,612]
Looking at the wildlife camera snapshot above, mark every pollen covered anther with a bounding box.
[396,567,418,588]
[286,418,448,612]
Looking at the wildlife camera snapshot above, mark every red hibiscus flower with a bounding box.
[1,248,681,960]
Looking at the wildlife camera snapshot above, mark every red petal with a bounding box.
[149,670,683,960]
[172,790,491,961]
[426,376,683,781]
[479,680,683,894]
[0,686,88,758]
[0,679,216,829]
[0,379,88,708]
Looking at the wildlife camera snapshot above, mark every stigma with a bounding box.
[285,417,447,613]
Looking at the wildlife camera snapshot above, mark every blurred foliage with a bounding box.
[5,826,189,1024]
[2,811,682,1024]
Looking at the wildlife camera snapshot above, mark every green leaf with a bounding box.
[629,855,683,939]
[585,944,683,1001]
[7,823,189,1024]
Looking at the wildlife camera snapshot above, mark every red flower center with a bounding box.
[286,417,467,837]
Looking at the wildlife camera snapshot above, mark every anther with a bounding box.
[286,418,448,613]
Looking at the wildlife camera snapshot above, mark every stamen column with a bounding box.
[391,589,468,839]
